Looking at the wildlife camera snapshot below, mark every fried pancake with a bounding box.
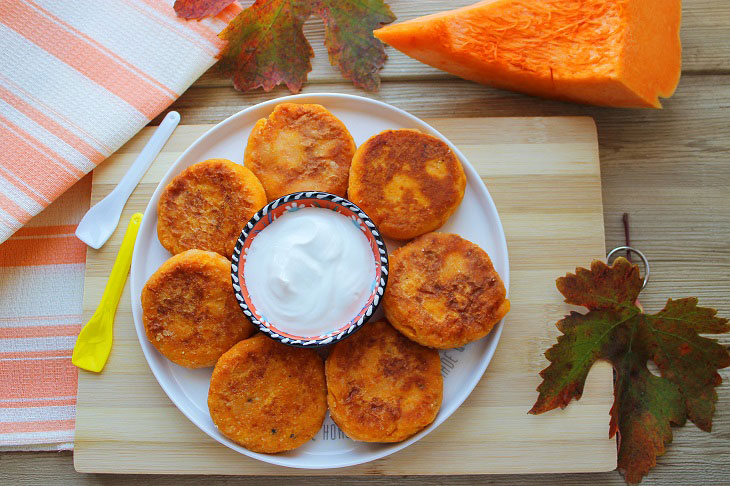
[348,129,466,240]
[208,334,327,453]
[383,233,510,349]
[141,250,254,368]
[244,103,356,200]
[325,320,442,443]
[157,158,266,258]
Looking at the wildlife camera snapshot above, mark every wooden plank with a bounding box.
[160,74,730,126]
[193,0,730,90]
[4,449,730,486]
[74,117,616,475]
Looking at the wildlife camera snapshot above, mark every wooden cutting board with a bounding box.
[74,117,616,475]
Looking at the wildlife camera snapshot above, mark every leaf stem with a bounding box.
[623,212,632,263]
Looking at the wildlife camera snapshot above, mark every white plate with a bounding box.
[130,93,509,469]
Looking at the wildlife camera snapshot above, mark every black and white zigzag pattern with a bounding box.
[231,191,388,347]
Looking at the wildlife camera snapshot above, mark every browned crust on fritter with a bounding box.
[141,250,254,368]
[348,129,466,240]
[325,320,442,443]
[157,158,266,258]
[383,233,510,349]
[244,103,356,201]
[208,335,327,453]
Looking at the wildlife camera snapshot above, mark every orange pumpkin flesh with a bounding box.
[374,0,682,108]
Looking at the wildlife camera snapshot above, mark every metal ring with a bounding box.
[607,246,650,290]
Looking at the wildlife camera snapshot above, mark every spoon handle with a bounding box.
[75,112,178,249]
[99,213,143,315]
[113,112,180,202]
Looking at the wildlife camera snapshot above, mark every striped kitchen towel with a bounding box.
[0,0,241,244]
[0,0,240,449]
[0,175,91,450]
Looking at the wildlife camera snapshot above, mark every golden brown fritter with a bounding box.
[348,129,466,240]
[325,320,442,443]
[208,334,327,453]
[244,103,356,201]
[141,250,254,368]
[383,233,510,349]
[157,158,266,258]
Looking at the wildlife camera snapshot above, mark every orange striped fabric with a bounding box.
[0,0,241,449]
[0,0,242,244]
[0,176,91,449]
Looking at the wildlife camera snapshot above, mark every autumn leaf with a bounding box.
[219,0,314,93]
[217,0,395,93]
[529,258,730,484]
[312,0,395,91]
[174,0,235,19]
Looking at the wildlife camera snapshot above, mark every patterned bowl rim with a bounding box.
[231,191,388,347]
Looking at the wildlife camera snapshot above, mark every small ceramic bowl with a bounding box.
[231,191,388,347]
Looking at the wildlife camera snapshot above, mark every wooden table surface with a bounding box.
[3,1,729,484]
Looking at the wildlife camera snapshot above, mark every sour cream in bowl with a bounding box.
[232,192,388,347]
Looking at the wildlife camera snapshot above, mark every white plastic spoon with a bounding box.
[76,111,180,249]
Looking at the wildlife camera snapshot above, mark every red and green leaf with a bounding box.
[530,257,730,484]
[174,0,235,19]
[218,0,314,93]
[556,257,642,310]
[643,298,730,431]
[179,0,395,92]
[610,357,685,484]
[312,0,395,91]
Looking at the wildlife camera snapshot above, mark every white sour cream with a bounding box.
[243,207,375,337]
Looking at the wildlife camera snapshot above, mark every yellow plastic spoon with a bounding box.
[72,213,143,372]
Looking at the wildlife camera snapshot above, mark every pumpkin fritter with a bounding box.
[208,334,327,453]
[348,129,466,240]
[383,233,510,349]
[157,158,266,258]
[244,103,356,200]
[325,320,442,443]
[141,250,254,368]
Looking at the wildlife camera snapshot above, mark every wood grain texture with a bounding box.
[73,118,616,475]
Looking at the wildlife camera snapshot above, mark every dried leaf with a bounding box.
[219,0,314,92]
[530,258,730,484]
[217,0,395,93]
[313,0,395,91]
[174,0,235,19]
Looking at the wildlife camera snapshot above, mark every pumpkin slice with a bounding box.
[374,0,682,108]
